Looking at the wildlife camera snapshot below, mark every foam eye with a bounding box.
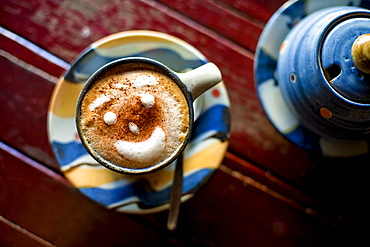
[104,111,117,125]
[139,93,155,108]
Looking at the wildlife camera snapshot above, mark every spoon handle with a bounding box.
[167,152,184,231]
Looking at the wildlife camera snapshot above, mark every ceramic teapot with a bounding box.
[277,6,370,141]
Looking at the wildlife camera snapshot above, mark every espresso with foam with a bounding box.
[78,64,190,170]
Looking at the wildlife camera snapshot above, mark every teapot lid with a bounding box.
[321,13,370,104]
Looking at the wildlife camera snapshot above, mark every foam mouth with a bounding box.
[114,127,166,163]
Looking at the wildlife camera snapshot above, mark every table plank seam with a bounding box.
[0,215,56,247]
[219,163,335,225]
[0,141,69,184]
[0,49,59,84]
[0,26,70,71]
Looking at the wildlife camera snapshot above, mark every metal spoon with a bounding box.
[167,152,184,231]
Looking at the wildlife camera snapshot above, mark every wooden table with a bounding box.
[1,0,370,246]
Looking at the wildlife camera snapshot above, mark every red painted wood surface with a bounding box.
[0,54,58,170]
[1,0,370,246]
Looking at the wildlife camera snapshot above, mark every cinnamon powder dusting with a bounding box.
[79,67,190,169]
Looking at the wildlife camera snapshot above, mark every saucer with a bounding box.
[48,30,230,214]
[255,0,370,157]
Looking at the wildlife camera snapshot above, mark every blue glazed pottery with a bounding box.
[278,6,370,141]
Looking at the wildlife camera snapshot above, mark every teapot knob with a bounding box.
[352,34,370,74]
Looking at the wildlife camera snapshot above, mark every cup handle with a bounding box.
[176,63,222,99]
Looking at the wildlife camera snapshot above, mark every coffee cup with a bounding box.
[76,57,222,175]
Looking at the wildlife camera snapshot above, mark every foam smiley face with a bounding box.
[79,68,190,170]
